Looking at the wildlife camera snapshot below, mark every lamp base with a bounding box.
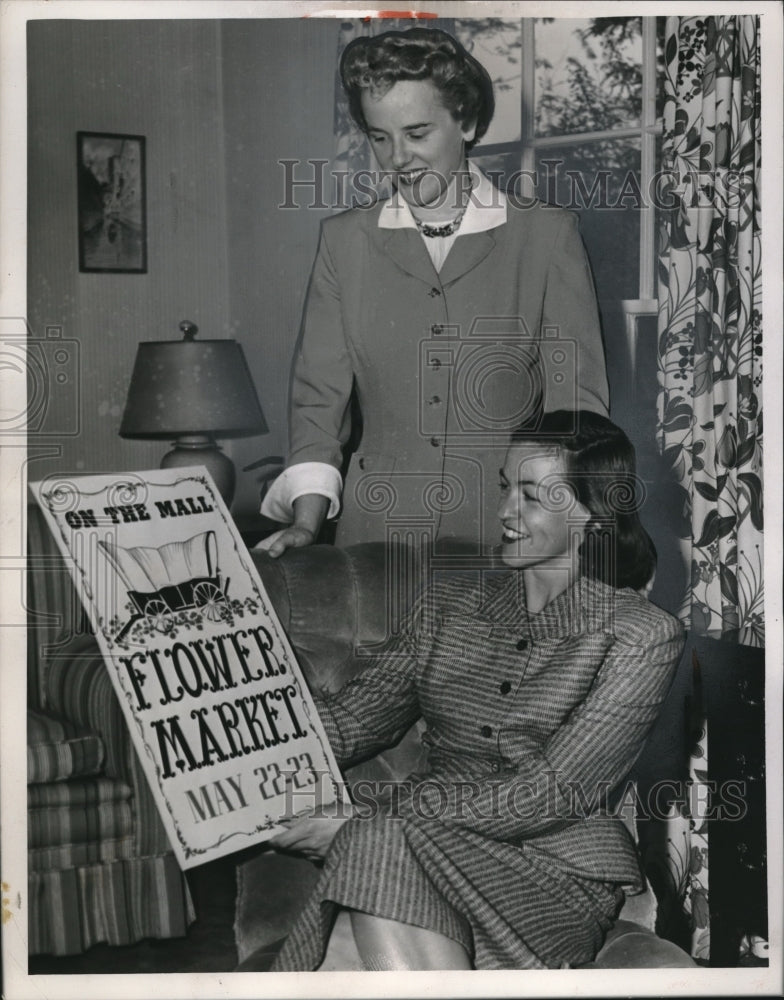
[160,435,236,505]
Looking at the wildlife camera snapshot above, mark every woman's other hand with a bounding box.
[269,804,350,861]
[254,493,329,559]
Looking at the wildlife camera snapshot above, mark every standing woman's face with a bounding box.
[498,445,591,570]
[361,79,475,209]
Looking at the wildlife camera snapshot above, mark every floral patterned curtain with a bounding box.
[657,15,763,641]
[655,14,763,963]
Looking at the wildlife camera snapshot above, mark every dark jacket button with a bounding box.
[431,324,443,335]
[516,639,529,651]
[429,287,441,297]
[480,725,492,738]
[430,437,440,447]
[500,681,512,695]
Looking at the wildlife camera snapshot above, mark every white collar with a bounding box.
[378,161,507,233]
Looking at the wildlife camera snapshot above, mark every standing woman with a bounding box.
[268,411,685,970]
[260,27,609,554]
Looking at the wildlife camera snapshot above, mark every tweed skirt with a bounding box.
[271,812,625,971]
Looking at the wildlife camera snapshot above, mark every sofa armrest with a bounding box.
[44,635,137,785]
[582,920,697,968]
[43,634,173,855]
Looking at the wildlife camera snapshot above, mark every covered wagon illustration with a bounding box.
[98,530,230,639]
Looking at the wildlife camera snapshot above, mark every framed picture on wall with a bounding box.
[77,131,147,273]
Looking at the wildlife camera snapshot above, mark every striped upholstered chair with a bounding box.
[26,504,194,956]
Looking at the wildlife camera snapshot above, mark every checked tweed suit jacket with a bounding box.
[317,571,686,877]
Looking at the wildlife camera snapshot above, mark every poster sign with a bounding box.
[30,467,344,869]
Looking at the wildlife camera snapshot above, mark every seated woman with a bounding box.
[269,410,685,970]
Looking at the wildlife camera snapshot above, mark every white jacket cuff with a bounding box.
[260,462,342,523]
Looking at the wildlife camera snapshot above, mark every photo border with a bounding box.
[1,2,781,998]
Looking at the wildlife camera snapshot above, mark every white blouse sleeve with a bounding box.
[259,461,342,523]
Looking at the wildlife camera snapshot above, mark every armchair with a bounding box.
[26,504,194,956]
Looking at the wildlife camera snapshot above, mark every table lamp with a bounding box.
[120,320,267,505]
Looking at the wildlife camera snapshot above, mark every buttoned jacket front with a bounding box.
[317,573,685,886]
[287,195,610,547]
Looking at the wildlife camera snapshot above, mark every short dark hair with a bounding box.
[340,27,495,151]
[510,410,657,592]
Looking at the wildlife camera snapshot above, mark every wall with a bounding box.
[27,18,231,483]
[27,17,339,516]
[219,18,337,514]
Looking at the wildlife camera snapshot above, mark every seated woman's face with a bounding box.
[361,79,475,209]
[498,445,591,570]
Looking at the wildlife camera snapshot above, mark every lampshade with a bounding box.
[120,321,267,439]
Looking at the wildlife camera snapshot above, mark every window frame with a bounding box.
[466,17,662,304]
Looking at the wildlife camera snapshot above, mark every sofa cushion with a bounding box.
[27,776,132,808]
[27,708,104,784]
[28,836,137,872]
[28,800,134,849]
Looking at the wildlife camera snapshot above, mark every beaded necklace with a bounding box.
[413,204,468,239]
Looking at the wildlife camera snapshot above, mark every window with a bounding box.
[457,17,664,305]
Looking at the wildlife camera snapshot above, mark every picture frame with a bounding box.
[77,131,147,273]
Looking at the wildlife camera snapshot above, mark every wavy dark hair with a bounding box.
[510,410,657,592]
[340,27,495,151]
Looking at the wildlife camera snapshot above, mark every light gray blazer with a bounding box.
[288,196,609,547]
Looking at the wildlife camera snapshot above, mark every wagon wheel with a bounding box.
[144,599,174,633]
[192,581,228,621]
